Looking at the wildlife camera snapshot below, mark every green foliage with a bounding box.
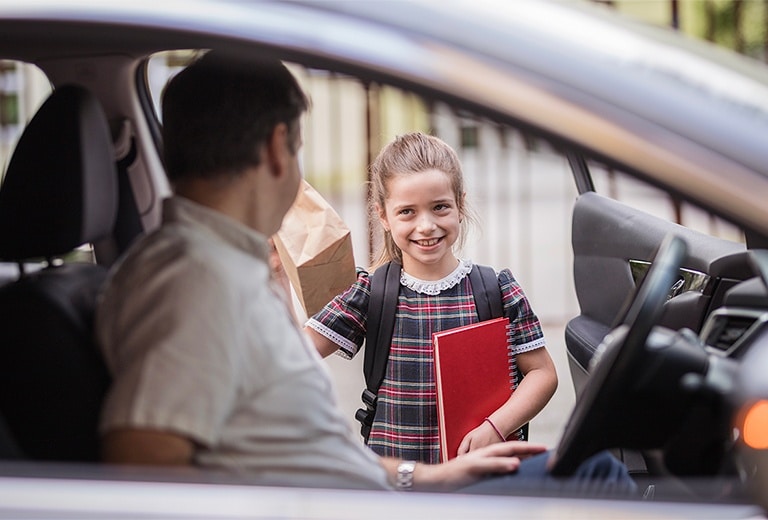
[610,0,767,62]
[698,0,766,59]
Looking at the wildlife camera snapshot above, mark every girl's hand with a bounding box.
[456,419,506,456]
[415,441,548,491]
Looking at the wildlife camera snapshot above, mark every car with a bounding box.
[0,0,767,517]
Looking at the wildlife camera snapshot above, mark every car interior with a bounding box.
[557,173,768,499]
[0,34,766,508]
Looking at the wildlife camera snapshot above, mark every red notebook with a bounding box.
[432,317,514,461]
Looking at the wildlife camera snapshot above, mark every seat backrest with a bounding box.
[0,85,118,462]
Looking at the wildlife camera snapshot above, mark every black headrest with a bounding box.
[0,85,118,261]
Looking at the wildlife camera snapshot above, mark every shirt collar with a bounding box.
[400,258,474,295]
[162,195,270,261]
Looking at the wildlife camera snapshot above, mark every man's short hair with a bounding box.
[161,51,309,182]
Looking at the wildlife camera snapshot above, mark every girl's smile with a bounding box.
[414,237,442,247]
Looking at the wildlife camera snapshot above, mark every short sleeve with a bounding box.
[98,254,241,446]
[498,268,546,355]
[305,268,371,359]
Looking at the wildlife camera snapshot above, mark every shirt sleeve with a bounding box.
[98,253,241,447]
[498,268,546,355]
[305,268,371,359]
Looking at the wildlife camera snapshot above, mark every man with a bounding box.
[96,51,634,494]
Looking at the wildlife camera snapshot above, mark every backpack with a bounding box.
[354,261,528,443]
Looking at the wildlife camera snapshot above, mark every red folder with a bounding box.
[432,317,514,461]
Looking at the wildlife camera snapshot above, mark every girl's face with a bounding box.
[379,169,462,280]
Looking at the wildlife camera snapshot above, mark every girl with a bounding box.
[305,132,557,464]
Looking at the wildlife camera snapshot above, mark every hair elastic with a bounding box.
[484,417,506,442]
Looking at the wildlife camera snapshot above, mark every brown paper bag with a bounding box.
[273,180,356,317]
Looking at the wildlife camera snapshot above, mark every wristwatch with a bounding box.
[396,460,416,491]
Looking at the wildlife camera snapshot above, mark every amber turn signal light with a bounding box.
[738,400,768,450]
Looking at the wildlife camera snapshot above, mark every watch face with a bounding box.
[396,461,416,490]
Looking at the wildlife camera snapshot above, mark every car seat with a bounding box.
[0,85,117,462]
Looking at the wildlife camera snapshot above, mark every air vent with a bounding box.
[700,308,767,357]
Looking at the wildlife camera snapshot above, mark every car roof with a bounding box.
[1,0,768,235]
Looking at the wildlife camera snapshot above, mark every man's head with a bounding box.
[162,51,309,183]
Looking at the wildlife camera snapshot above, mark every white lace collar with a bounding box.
[400,259,473,295]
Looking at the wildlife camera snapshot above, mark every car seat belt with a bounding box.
[112,120,144,254]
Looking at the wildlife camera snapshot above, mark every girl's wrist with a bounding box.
[484,416,507,441]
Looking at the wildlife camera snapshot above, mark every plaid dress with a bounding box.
[306,259,546,463]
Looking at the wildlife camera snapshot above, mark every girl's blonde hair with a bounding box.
[368,132,476,270]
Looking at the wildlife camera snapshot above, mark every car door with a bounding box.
[565,155,753,398]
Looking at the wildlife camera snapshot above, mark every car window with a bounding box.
[0,60,51,179]
[144,50,575,306]
[145,50,198,123]
[143,51,583,442]
[142,50,747,306]
[142,50,748,444]
[589,159,745,244]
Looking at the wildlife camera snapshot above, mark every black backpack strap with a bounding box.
[356,261,401,441]
[363,261,401,389]
[468,264,502,322]
[468,264,528,441]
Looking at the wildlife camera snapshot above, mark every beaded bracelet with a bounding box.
[484,417,506,442]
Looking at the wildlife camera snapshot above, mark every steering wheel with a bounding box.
[549,234,687,475]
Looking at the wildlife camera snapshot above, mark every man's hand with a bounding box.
[381,441,548,492]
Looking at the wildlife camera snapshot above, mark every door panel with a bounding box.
[566,191,751,397]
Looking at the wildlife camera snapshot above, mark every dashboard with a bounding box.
[701,271,768,359]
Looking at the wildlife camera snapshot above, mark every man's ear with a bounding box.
[266,122,290,178]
